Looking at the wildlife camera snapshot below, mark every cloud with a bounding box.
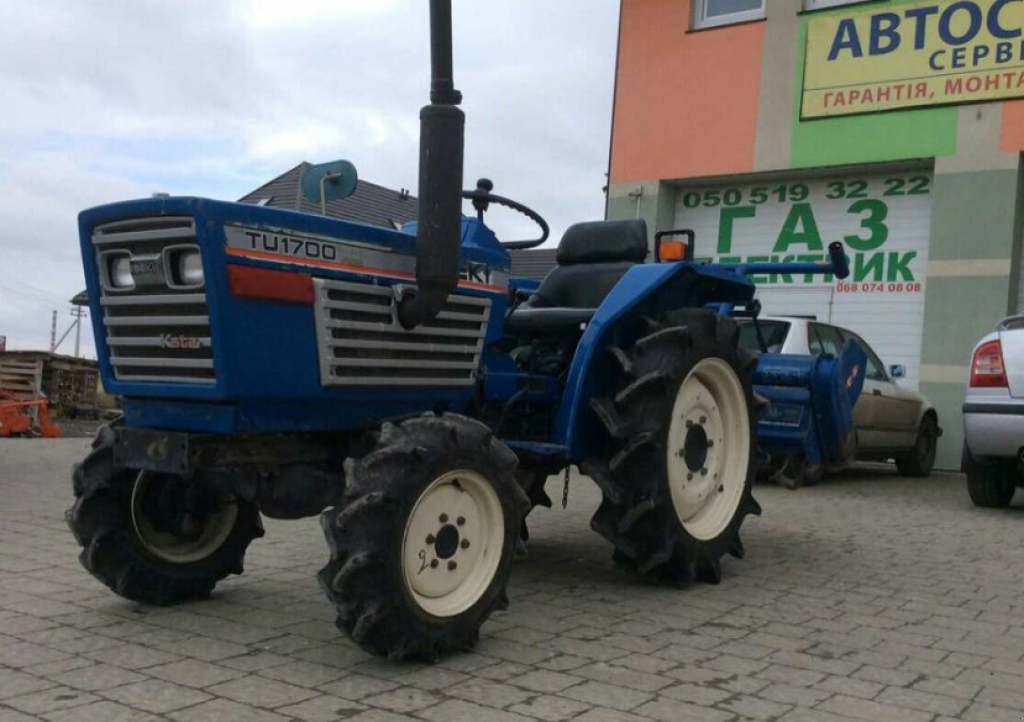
[0,0,620,356]
[238,0,404,29]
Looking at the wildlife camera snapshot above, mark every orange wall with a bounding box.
[1003,101,1024,152]
[609,0,765,184]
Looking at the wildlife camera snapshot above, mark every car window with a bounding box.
[737,321,790,354]
[837,328,887,381]
[807,326,824,355]
[810,324,844,357]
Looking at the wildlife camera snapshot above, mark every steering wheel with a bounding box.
[462,178,549,250]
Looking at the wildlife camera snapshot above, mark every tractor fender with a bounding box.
[554,262,753,459]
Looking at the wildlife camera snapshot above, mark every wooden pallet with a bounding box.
[0,358,43,400]
[45,361,98,415]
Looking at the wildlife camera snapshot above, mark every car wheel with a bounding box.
[896,415,937,477]
[965,450,1017,508]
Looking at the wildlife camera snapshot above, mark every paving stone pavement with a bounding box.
[1,438,1023,721]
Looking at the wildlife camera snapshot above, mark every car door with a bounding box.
[837,328,918,450]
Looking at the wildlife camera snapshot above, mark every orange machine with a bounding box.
[0,391,62,438]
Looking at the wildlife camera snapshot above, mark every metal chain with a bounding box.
[561,466,571,509]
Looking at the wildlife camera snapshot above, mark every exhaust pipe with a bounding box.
[397,0,465,330]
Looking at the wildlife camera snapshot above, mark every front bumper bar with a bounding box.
[113,427,195,475]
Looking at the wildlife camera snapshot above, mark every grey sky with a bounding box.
[0,0,620,357]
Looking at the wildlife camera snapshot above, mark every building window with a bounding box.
[804,0,870,10]
[693,0,765,29]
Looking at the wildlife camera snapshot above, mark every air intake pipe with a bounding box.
[397,0,465,330]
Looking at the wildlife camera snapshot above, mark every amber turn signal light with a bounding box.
[658,240,688,262]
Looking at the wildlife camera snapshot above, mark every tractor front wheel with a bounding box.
[67,426,263,604]
[586,311,762,585]
[319,414,527,660]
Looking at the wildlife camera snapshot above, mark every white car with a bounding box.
[962,316,1024,507]
[738,317,940,478]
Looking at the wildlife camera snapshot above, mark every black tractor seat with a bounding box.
[506,219,648,335]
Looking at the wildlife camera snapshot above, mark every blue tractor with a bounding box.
[67,1,851,660]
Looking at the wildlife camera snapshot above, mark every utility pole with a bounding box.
[50,310,57,352]
[69,306,87,358]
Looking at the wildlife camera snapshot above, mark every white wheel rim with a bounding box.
[130,472,238,564]
[666,358,750,540]
[402,470,504,618]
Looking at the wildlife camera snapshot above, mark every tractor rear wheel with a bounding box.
[586,311,762,585]
[319,414,527,660]
[67,426,263,604]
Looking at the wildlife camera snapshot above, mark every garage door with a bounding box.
[674,169,932,389]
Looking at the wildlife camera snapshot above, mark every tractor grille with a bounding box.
[92,217,215,384]
[313,278,490,387]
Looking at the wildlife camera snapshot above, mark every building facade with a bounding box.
[607,0,1024,468]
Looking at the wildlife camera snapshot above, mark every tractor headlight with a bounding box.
[110,255,135,289]
[177,250,204,286]
[165,246,204,288]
